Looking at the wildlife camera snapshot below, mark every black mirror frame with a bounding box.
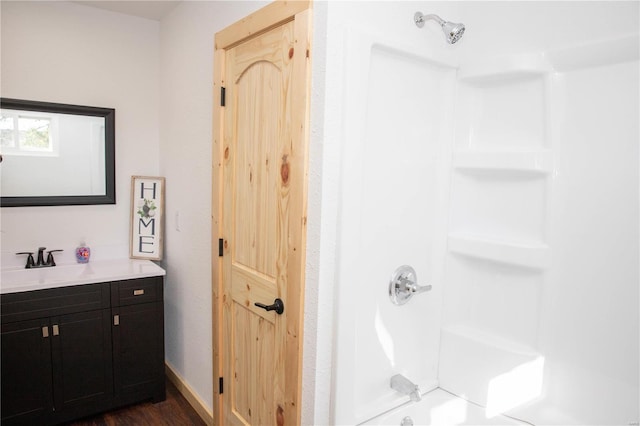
[0,98,115,207]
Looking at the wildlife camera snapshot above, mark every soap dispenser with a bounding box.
[75,243,91,264]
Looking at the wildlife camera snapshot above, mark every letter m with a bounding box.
[138,217,156,235]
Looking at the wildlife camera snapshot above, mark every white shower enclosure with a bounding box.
[319,2,639,425]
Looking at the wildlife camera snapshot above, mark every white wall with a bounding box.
[158,0,268,414]
[0,1,160,266]
[303,2,335,424]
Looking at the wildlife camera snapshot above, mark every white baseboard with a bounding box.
[165,362,214,425]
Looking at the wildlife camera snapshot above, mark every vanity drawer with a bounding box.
[111,277,162,306]
[0,283,111,323]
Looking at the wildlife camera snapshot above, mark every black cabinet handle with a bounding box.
[254,298,284,315]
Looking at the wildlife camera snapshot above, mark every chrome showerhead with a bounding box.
[414,12,466,45]
[441,21,465,44]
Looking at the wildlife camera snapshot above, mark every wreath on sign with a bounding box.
[137,198,157,219]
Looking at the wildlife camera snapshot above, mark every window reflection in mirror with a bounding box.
[0,98,115,207]
[1,112,55,154]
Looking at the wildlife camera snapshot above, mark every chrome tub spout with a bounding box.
[390,374,421,402]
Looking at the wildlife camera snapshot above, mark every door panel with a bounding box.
[231,31,290,281]
[214,3,312,425]
[232,304,276,425]
[222,21,293,426]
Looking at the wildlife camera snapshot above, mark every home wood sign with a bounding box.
[130,176,165,260]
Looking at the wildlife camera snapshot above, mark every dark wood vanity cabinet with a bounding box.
[1,318,56,424]
[0,276,165,425]
[111,277,165,404]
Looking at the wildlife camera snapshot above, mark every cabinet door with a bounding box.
[1,319,54,425]
[112,302,164,401]
[50,309,113,411]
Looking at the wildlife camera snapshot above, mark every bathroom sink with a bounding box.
[2,263,89,286]
[1,259,165,294]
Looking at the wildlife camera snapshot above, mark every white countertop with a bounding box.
[0,259,166,294]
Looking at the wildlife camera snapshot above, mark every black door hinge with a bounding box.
[218,238,224,257]
[219,377,224,394]
[220,87,226,106]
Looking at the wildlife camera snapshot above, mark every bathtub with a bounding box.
[362,388,526,426]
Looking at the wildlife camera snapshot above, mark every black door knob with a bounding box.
[254,298,284,315]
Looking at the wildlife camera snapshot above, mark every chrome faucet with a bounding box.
[390,374,421,402]
[16,247,63,269]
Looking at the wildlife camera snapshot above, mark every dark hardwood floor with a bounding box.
[65,379,207,426]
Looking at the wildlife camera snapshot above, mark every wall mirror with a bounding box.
[0,98,115,207]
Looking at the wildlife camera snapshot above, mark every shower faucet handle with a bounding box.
[403,278,432,295]
[389,265,432,305]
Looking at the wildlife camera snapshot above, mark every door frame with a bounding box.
[212,2,313,425]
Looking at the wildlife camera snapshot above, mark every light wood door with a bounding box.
[212,2,312,426]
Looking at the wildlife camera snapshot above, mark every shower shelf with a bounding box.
[442,324,539,357]
[448,233,551,269]
[453,150,552,174]
[546,34,639,72]
[458,52,550,84]
[439,324,544,408]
